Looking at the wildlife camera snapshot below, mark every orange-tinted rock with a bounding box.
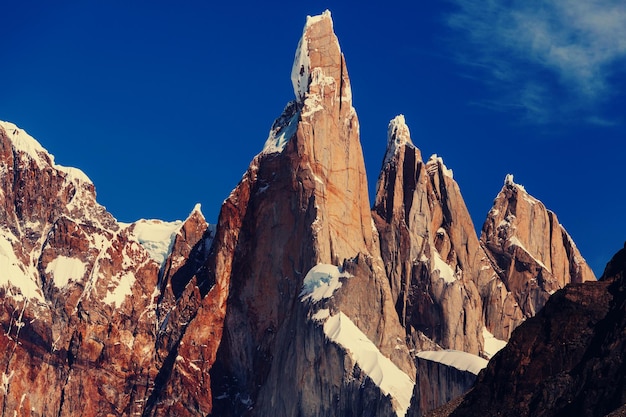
[373,115,499,354]
[211,11,413,416]
[481,175,596,320]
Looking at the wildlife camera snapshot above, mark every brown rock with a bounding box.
[449,245,626,417]
[372,115,511,354]
[481,175,596,321]
[210,11,413,416]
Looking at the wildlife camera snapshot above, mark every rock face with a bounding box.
[0,10,602,417]
[449,244,626,417]
[481,175,596,327]
[0,121,215,416]
[209,11,414,417]
[410,351,487,416]
[373,117,495,354]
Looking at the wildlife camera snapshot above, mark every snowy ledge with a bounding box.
[322,311,415,417]
[416,350,487,375]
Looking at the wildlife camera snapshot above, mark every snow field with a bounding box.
[45,256,86,288]
[323,312,415,417]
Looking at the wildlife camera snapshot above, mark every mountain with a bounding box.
[209,12,414,416]
[447,244,626,417]
[0,10,603,417]
[481,174,596,323]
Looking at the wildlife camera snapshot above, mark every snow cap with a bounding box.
[427,154,454,179]
[504,174,526,192]
[383,115,414,166]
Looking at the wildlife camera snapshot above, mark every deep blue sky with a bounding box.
[1,1,624,275]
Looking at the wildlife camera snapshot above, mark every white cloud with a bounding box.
[447,0,626,122]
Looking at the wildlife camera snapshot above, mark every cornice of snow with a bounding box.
[0,120,92,186]
[416,349,488,375]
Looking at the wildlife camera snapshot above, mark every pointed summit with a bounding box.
[263,10,353,155]
[383,115,415,166]
[291,10,352,112]
[290,8,351,114]
[481,176,596,317]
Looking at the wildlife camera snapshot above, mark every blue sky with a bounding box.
[1,1,625,274]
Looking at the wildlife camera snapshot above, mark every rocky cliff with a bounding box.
[448,244,626,417]
[373,116,505,354]
[0,9,603,417]
[0,121,215,416]
[209,11,414,417]
[480,175,596,337]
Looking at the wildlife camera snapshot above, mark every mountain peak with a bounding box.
[383,115,415,166]
[504,173,526,192]
[290,10,351,110]
[0,120,92,185]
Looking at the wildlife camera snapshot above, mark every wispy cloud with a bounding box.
[446,0,626,123]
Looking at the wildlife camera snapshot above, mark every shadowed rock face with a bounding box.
[449,245,626,417]
[372,117,487,354]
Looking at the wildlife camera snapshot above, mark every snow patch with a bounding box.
[1,370,14,394]
[128,219,183,266]
[45,256,86,288]
[323,312,414,416]
[300,263,352,302]
[508,236,549,271]
[290,10,338,105]
[504,173,526,192]
[102,272,136,307]
[311,308,330,322]
[416,350,488,375]
[291,19,312,101]
[0,235,44,302]
[432,251,456,283]
[482,327,507,359]
[263,109,300,154]
[427,154,454,179]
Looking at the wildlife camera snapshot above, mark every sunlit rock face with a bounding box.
[209,11,414,417]
[480,175,596,329]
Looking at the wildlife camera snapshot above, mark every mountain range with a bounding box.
[1,10,620,417]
